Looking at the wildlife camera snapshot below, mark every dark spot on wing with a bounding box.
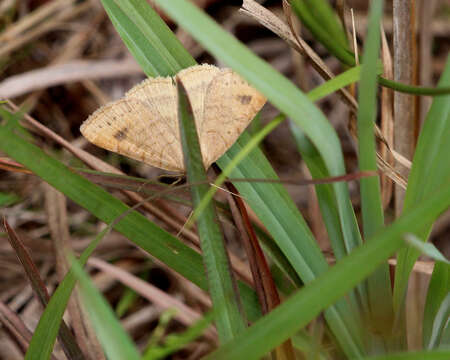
[113,127,128,141]
[237,95,252,105]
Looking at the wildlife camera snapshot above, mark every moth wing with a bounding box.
[125,75,178,124]
[199,69,266,168]
[80,97,184,172]
[123,65,218,170]
[81,65,265,172]
[176,64,221,132]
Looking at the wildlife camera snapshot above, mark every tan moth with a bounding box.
[80,64,266,172]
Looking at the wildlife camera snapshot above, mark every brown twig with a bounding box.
[393,0,418,214]
[44,185,104,360]
[223,177,295,360]
[2,217,85,360]
[380,25,395,208]
[4,100,201,249]
[0,60,143,99]
[87,257,218,343]
[0,0,90,58]
[242,0,411,187]
[0,300,61,360]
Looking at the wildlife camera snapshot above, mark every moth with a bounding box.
[80,64,266,172]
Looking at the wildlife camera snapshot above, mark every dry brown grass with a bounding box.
[0,0,448,358]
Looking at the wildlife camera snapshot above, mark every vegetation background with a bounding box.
[0,0,449,359]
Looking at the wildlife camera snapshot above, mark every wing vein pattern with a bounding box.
[80,64,266,172]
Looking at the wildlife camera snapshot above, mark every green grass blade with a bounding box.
[255,227,302,289]
[150,0,366,355]
[24,226,106,360]
[0,116,259,359]
[355,0,393,347]
[291,331,330,360]
[149,0,350,185]
[115,270,149,317]
[393,56,450,315]
[164,0,364,270]
[288,126,345,258]
[149,0,363,279]
[423,262,450,349]
[426,293,449,349]
[217,132,364,357]
[288,1,450,97]
[191,114,285,225]
[378,77,450,96]
[99,0,366,353]
[302,0,348,49]
[204,181,450,360]
[291,65,383,315]
[0,191,20,206]
[100,0,164,77]
[288,122,368,316]
[358,350,450,360]
[98,2,331,315]
[69,255,140,360]
[0,122,206,288]
[0,109,106,360]
[177,79,246,342]
[289,66,386,318]
[358,0,385,237]
[290,0,355,66]
[100,0,194,77]
[115,287,139,318]
[103,0,363,297]
[111,0,195,74]
[404,234,449,264]
[306,64,382,102]
[440,314,450,348]
[143,312,214,359]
